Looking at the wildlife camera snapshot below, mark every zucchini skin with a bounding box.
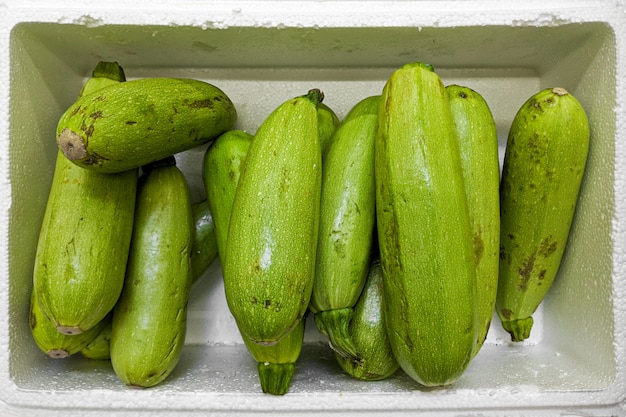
[223,90,322,345]
[497,87,589,342]
[80,321,112,360]
[310,95,380,360]
[33,62,136,335]
[190,199,219,284]
[110,156,194,388]
[317,102,341,152]
[29,289,110,359]
[447,84,500,357]
[243,318,305,395]
[202,129,253,259]
[56,77,237,173]
[375,62,477,387]
[334,260,399,381]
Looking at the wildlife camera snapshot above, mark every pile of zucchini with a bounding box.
[29,60,589,394]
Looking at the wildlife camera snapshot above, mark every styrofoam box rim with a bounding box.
[1,1,626,416]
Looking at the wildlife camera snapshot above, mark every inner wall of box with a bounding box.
[8,21,616,394]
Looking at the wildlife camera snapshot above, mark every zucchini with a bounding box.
[447,84,500,356]
[223,89,323,345]
[497,87,590,342]
[190,199,219,284]
[243,318,305,395]
[202,129,253,259]
[375,62,477,386]
[80,321,112,360]
[203,128,306,395]
[310,95,380,360]
[318,102,341,152]
[56,77,237,173]
[334,259,399,381]
[33,61,136,335]
[110,156,194,388]
[29,289,110,359]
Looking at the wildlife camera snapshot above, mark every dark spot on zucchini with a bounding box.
[473,230,484,266]
[189,99,213,109]
[538,236,557,258]
[458,91,468,99]
[264,299,271,309]
[507,233,515,240]
[538,269,546,280]
[500,308,513,320]
[126,121,137,125]
[89,111,103,120]
[251,297,258,305]
[517,254,535,292]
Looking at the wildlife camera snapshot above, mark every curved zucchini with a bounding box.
[497,87,590,342]
[375,62,477,387]
[334,259,399,381]
[29,289,110,359]
[110,156,194,388]
[447,84,500,357]
[190,199,219,284]
[310,95,380,360]
[56,77,237,173]
[223,89,323,345]
[33,61,136,335]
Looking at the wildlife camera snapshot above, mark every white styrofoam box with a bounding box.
[1,1,625,416]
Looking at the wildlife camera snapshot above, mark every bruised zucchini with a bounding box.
[310,95,379,360]
[375,62,477,387]
[33,61,136,335]
[447,84,500,356]
[497,87,590,342]
[223,90,323,345]
[110,156,194,388]
[56,77,237,173]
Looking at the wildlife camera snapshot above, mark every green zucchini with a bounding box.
[203,129,306,395]
[223,89,323,345]
[110,156,193,388]
[334,259,399,381]
[56,77,237,173]
[29,289,110,359]
[190,199,219,284]
[375,62,477,387]
[243,318,305,395]
[497,87,590,342]
[33,61,136,335]
[447,84,500,357]
[80,321,112,360]
[310,95,380,360]
[202,129,253,259]
[318,102,341,152]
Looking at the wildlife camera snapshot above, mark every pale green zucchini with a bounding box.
[222,89,323,345]
[334,259,399,381]
[375,62,477,387]
[310,95,380,361]
[243,318,305,395]
[110,156,194,388]
[56,77,237,173]
[80,321,112,360]
[447,84,500,357]
[202,129,253,259]
[497,87,590,342]
[203,128,305,395]
[29,289,110,359]
[317,102,341,152]
[33,61,136,335]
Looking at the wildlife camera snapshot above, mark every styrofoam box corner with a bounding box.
[1,1,626,416]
